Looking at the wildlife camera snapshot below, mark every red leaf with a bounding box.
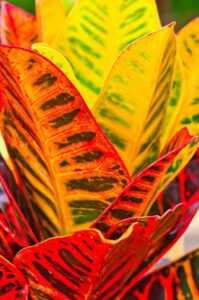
[0,159,38,261]
[0,155,40,240]
[0,255,28,299]
[14,199,198,299]
[91,128,196,234]
[0,1,39,48]
[124,248,199,299]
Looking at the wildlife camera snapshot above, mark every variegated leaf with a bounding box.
[159,18,199,193]
[93,24,176,175]
[0,45,130,238]
[0,255,28,299]
[32,43,79,90]
[161,57,185,147]
[125,248,199,299]
[37,0,161,107]
[91,128,196,232]
[14,200,199,299]
[0,161,38,260]
[0,155,39,240]
[0,1,39,48]
[150,149,199,216]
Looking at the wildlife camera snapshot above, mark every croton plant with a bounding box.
[0,0,198,299]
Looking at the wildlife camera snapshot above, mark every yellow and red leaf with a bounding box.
[14,199,199,299]
[91,128,196,232]
[0,255,28,299]
[0,45,130,238]
[125,248,199,299]
[0,1,39,48]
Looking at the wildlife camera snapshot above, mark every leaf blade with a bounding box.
[125,248,199,299]
[0,45,130,237]
[0,1,39,48]
[0,255,28,299]
[37,0,161,107]
[91,127,196,232]
[93,24,177,175]
[14,200,199,299]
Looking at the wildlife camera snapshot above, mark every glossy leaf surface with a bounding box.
[91,128,196,232]
[0,45,130,238]
[0,255,28,299]
[15,200,198,300]
[93,24,176,175]
[0,1,39,48]
[37,0,161,107]
[125,248,199,300]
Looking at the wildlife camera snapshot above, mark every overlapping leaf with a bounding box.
[158,18,199,194]
[92,24,176,174]
[149,149,199,216]
[0,1,39,48]
[14,199,199,300]
[0,45,130,238]
[161,57,185,147]
[91,128,196,233]
[0,155,39,240]
[36,0,161,107]
[0,158,38,261]
[125,248,199,299]
[0,255,28,299]
[32,43,79,90]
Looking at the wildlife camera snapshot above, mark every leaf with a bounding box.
[0,160,38,261]
[0,155,39,240]
[0,1,39,48]
[125,248,199,299]
[159,18,199,193]
[36,0,161,107]
[149,149,199,216]
[36,0,67,44]
[14,201,199,299]
[0,45,130,238]
[0,255,28,299]
[61,0,77,15]
[92,24,176,175]
[161,57,185,147]
[91,127,196,232]
[32,43,79,90]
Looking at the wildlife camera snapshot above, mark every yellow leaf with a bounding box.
[93,24,177,176]
[32,43,80,90]
[158,18,199,194]
[36,0,161,108]
[160,57,185,148]
[36,0,66,44]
